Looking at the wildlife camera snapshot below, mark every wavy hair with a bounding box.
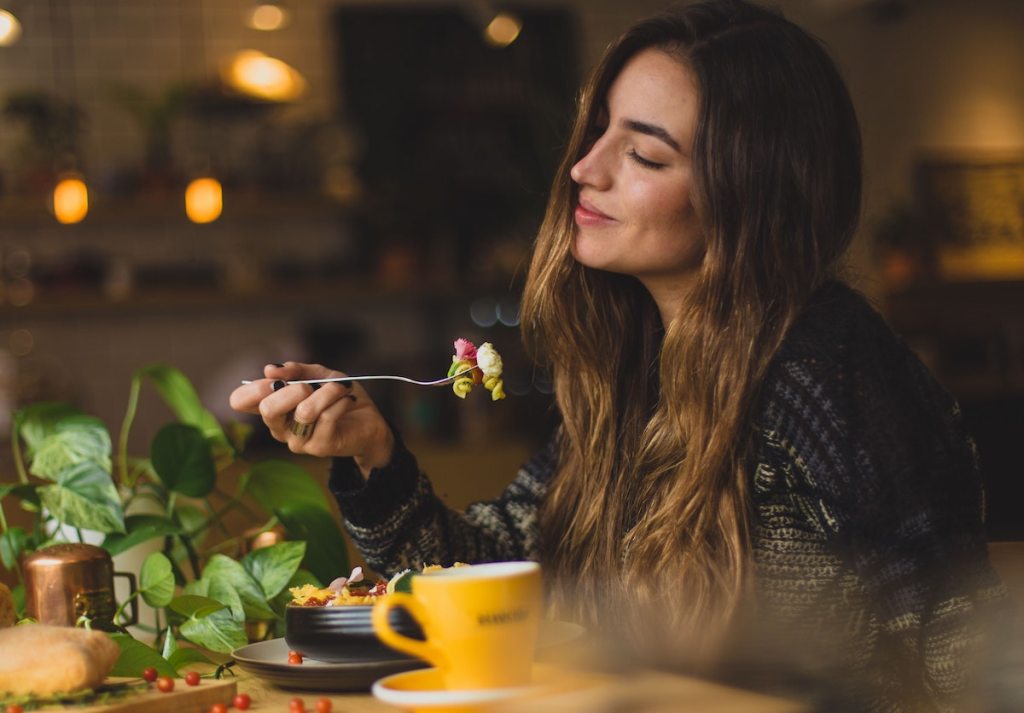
[521,0,862,654]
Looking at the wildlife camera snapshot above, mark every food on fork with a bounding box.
[448,339,505,400]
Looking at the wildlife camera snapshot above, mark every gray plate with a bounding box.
[232,637,425,691]
[231,620,585,692]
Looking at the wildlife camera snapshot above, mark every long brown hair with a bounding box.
[521,0,862,655]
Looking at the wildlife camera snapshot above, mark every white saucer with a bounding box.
[372,665,548,711]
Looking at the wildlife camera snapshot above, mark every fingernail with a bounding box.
[346,394,357,402]
[273,362,285,368]
[272,380,286,392]
[310,383,322,391]
[339,380,352,389]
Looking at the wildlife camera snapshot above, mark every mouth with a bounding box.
[574,198,615,226]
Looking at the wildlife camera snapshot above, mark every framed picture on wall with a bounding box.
[914,150,1024,280]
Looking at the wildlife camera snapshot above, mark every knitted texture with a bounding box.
[329,282,1005,712]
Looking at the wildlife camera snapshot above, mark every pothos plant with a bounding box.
[0,364,349,676]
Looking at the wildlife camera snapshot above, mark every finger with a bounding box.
[265,362,349,383]
[259,383,316,441]
[292,382,359,425]
[300,391,362,458]
[229,379,275,414]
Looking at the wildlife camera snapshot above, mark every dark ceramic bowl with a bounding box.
[284,604,424,663]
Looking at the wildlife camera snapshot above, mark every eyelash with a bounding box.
[629,149,665,170]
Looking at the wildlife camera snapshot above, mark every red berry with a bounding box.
[210,704,228,713]
[232,693,251,710]
[7,704,24,713]
[185,671,201,686]
[289,697,305,713]
[315,698,332,713]
[156,676,174,693]
[142,666,158,682]
[287,651,303,665]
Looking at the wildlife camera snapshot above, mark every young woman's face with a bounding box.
[570,48,702,298]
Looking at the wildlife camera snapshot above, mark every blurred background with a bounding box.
[0,0,1021,541]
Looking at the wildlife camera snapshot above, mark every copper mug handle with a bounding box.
[114,571,139,627]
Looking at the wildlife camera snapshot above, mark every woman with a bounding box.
[231,1,1006,709]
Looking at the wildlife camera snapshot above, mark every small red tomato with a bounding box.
[210,704,228,713]
[184,671,201,686]
[289,697,305,712]
[287,652,303,665]
[232,693,252,710]
[6,704,25,713]
[156,675,174,693]
[315,698,332,713]
[142,666,158,682]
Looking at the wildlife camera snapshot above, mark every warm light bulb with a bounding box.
[0,10,21,46]
[484,12,522,48]
[247,3,290,31]
[185,177,223,224]
[224,50,306,102]
[52,177,89,224]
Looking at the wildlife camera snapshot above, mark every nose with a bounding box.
[570,137,610,190]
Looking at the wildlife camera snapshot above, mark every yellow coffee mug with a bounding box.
[372,561,542,690]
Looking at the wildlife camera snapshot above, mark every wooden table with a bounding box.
[238,667,808,713]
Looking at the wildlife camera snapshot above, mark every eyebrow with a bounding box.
[621,118,682,152]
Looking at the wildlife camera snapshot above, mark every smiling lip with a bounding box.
[574,198,615,227]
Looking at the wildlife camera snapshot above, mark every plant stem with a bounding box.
[114,590,140,626]
[75,527,85,543]
[118,374,142,487]
[10,423,29,485]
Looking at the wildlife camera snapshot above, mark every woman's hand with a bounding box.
[229,362,394,478]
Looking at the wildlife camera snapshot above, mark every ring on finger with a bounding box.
[290,419,316,438]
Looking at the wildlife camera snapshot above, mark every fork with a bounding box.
[240,365,480,388]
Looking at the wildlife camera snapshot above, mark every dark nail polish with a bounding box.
[273,362,285,368]
[339,380,352,389]
[272,380,286,392]
[346,394,357,402]
[310,383,322,391]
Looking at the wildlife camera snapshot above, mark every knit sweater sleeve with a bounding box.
[758,292,1006,709]
[327,434,556,577]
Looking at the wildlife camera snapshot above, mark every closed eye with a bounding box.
[629,149,665,170]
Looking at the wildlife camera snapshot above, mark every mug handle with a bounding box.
[114,571,139,627]
[372,593,448,670]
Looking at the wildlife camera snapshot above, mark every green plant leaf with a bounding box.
[108,632,177,678]
[244,460,331,514]
[169,594,225,619]
[276,504,349,585]
[180,608,248,654]
[135,365,228,448]
[13,402,83,458]
[209,577,247,623]
[150,424,216,498]
[161,631,179,660]
[202,554,276,620]
[242,540,306,600]
[140,552,175,608]
[102,515,181,556]
[168,647,215,672]
[30,416,111,480]
[0,527,29,570]
[38,461,126,534]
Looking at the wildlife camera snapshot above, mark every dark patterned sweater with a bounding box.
[328,281,1008,712]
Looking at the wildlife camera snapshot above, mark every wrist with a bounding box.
[353,426,395,477]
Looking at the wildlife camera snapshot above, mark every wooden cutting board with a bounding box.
[58,677,237,713]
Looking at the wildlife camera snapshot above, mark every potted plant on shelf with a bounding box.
[0,364,349,676]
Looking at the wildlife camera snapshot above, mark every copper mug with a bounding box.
[22,543,138,628]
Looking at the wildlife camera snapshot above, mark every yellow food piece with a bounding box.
[483,375,506,401]
[452,377,474,398]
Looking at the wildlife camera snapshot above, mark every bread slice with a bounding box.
[0,624,120,696]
